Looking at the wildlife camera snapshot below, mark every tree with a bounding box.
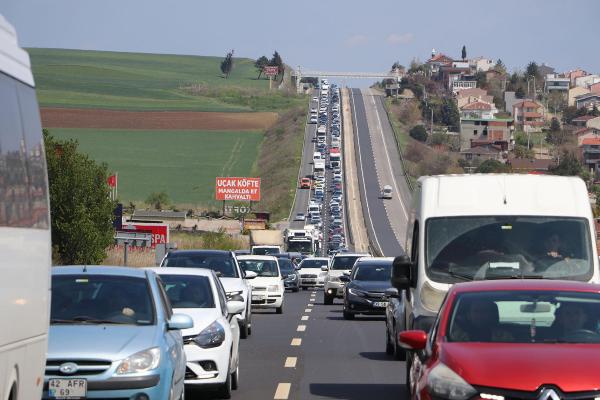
[562,105,589,124]
[476,159,511,173]
[515,86,526,99]
[549,117,561,132]
[44,130,115,265]
[514,144,534,159]
[550,149,583,176]
[146,191,170,210]
[526,61,540,79]
[461,45,467,61]
[495,59,507,75]
[441,98,460,131]
[391,61,404,72]
[474,71,488,90]
[255,55,269,79]
[269,51,284,81]
[220,50,234,78]
[409,125,428,142]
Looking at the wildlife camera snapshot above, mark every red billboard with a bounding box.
[216,177,261,201]
[263,66,279,77]
[124,223,169,248]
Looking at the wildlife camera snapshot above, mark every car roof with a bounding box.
[147,267,214,277]
[52,265,148,278]
[354,257,394,265]
[451,279,600,294]
[302,257,329,261]
[237,255,278,261]
[333,253,370,258]
[166,250,232,256]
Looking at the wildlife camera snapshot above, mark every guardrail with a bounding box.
[380,97,414,193]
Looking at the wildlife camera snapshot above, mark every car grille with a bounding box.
[253,286,267,291]
[474,386,600,400]
[366,291,386,300]
[301,274,318,278]
[46,359,112,376]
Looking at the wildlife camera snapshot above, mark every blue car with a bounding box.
[44,266,193,400]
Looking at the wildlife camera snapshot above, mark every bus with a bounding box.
[0,14,51,400]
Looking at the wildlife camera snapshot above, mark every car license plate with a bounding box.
[252,294,265,301]
[373,301,388,308]
[48,378,87,399]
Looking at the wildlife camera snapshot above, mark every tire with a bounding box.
[231,364,239,390]
[217,370,233,399]
[385,326,394,355]
[343,309,355,320]
[324,292,334,305]
[276,304,283,314]
[302,287,307,291]
[239,320,249,339]
[393,323,407,361]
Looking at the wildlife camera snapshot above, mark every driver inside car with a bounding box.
[550,302,590,338]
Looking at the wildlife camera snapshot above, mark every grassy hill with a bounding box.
[29,48,303,112]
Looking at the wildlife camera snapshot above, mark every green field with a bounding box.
[29,48,304,112]
[48,128,264,206]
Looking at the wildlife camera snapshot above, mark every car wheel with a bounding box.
[276,304,283,314]
[231,364,239,390]
[239,320,249,339]
[217,369,233,399]
[343,309,354,320]
[393,323,407,361]
[324,292,334,305]
[385,325,394,355]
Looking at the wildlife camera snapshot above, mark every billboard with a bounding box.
[263,66,279,77]
[216,177,261,201]
[123,223,169,248]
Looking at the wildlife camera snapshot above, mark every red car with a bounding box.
[400,280,600,400]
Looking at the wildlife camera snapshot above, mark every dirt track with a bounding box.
[40,108,278,131]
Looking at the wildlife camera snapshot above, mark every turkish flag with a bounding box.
[107,174,117,187]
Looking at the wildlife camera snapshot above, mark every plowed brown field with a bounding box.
[40,108,278,130]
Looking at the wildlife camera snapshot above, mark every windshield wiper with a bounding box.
[51,317,127,324]
[446,269,473,282]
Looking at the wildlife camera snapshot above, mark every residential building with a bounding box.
[564,69,588,87]
[575,74,600,88]
[580,138,600,176]
[576,127,600,146]
[426,51,453,74]
[575,93,600,111]
[504,92,534,115]
[544,74,570,93]
[589,117,600,130]
[568,86,591,107]
[538,63,555,77]
[508,158,555,174]
[457,93,494,108]
[452,61,470,69]
[460,143,503,162]
[460,101,498,119]
[469,57,495,72]
[459,117,514,150]
[451,76,477,93]
[590,82,600,94]
[439,65,472,91]
[572,115,597,127]
[513,100,545,132]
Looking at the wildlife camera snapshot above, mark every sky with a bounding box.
[3,0,600,79]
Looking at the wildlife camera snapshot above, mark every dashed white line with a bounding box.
[310,298,315,302]
[297,325,306,332]
[301,315,309,321]
[305,308,312,313]
[285,357,297,368]
[308,304,314,307]
[274,383,291,399]
[291,338,302,346]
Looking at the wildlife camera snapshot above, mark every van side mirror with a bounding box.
[391,255,412,290]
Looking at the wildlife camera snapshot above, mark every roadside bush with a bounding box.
[476,159,511,173]
[409,125,428,142]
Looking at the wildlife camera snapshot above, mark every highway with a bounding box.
[349,88,410,257]
[190,289,406,399]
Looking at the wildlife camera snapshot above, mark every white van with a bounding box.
[391,174,600,334]
[0,14,52,400]
[313,152,322,163]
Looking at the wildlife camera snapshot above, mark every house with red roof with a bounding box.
[513,100,545,132]
[460,101,498,119]
[572,115,597,127]
[580,137,600,174]
[426,51,454,74]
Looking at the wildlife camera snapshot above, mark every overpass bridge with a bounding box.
[292,67,402,92]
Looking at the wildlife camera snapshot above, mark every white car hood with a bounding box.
[301,268,326,275]
[249,276,281,287]
[173,307,222,337]
[329,269,350,277]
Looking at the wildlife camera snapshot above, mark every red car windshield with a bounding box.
[447,290,600,344]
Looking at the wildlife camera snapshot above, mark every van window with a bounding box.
[425,216,593,284]
[0,73,49,228]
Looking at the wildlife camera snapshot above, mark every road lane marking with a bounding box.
[308,303,314,307]
[291,338,302,346]
[301,315,309,320]
[305,308,312,312]
[297,325,306,332]
[310,298,315,302]
[285,357,297,368]
[274,383,291,399]
[351,89,384,255]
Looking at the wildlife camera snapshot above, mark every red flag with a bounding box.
[107,174,117,187]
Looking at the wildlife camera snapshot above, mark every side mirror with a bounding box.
[399,330,427,350]
[229,294,244,303]
[321,266,328,271]
[167,313,194,330]
[385,287,399,298]
[244,271,257,279]
[226,301,245,315]
[392,255,412,290]
[339,275,351,283]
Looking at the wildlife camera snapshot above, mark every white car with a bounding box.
[237,255,285,314]
[160,250,256,338]
[298,257,330,289]
[294,213,306,221]
[150,268,244,398]
[324,253,371,305]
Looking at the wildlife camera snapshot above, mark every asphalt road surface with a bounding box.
[349,89,406,257]
[189,289,406,399]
